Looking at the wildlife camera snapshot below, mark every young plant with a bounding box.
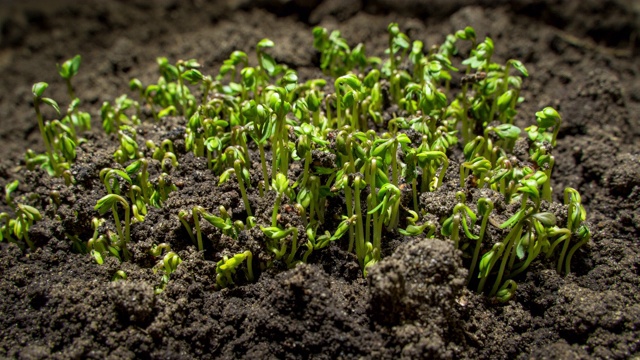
[101,94,140,134]
[441,192,478,250]
[32,82,61,176]
[94,194,131,260]
[467,198,494,284]
[216,250,254,288]
[57,55,81,100]
[13,203,42,251]
[260,226,299,266]
[154,251,182,294]
[269,173,290,227]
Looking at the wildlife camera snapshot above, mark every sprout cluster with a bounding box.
[14,23,590,301]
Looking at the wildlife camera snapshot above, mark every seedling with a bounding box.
[154,251,182,293]
[441,192,478,250]
[269,173,290,227]
[13,203,42,251]
[32,82,61,176]
[57,55,81,100]
[101,95,140,134]
[467,198,493,284]
[260,226,299,266]
[216,250,253,288]
[94,194,131,260]
[112,270,128,281]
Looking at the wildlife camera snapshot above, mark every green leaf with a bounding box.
[497,90,516,112]
[478,250,494,278]
[336,74,361,90]
[41,98,61,115]
[509,59,528,77]
[219,169,233,185]
[532,212,556,227]
[479,243,503,278]
[182,69,204,84]
[158,106,177,118]
[441,215,454,236]
[129,78,143,91]
[32,82,49,97]
[125,160,142,175]
[396,133,411,144]
[108,169,132,184]
[273,173,289,194]
[241,67,256,88]
[19,204,41,221]
[260,53,277,76]
[460,217,478,240]
[516,233,529,260]
[399,224,424,236]
[201,213,232,230]
[5,180,19,194]
[500,209,523,229]
[494,123,521,140]
[393,35,410,51]
[91,249,104,265]
[61,135,77,161]
[535,107,561,129]
[330,218,351,241]
[260,226,289,240]
[257,38,275,50]
[13,219,23,238]
[95,194,119,214]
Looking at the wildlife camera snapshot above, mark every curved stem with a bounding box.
[490,222,523,296]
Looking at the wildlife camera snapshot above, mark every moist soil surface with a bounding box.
[1,1,639,359]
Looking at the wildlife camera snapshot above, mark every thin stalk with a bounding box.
[285,228,299,266]
[467,202,493,284]
[272,193,282,227]
[490,221,523,296]
[193,207,204,252]
[234,161,252,217]
[345,185,355,253]
[34,100,58,174]
[353,177,365,263]
[258,142,269,186]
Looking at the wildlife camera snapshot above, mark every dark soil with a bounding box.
[1,0,639,359]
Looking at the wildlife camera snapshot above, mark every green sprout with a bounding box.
[13,203,42,251]
[101,95,140,134]
[154,251,182,293]
[87,217,120,264]
[260,226,299,266]
[467,198,494,284]
[526,106,562,147]
[269,173,290,227]
[4,180,19,210]
[32,82,61,176]
[441,192,478,250]
[57,55,81,100]
[112,270,128,281]
[94,194,131,260]
[416,150,449,192]
[216,250,254,288]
